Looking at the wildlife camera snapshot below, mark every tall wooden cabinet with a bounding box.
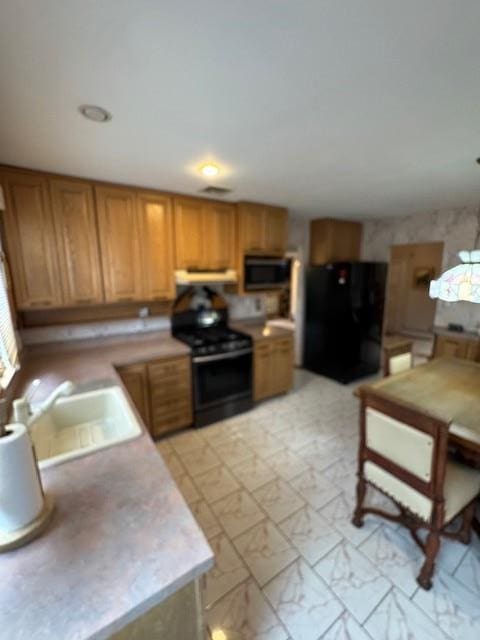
[50,179,104,305]
[238,202,288,256]
[0,171,62,309]
[174,197,236,270]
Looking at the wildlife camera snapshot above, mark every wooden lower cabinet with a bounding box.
[117,355,193,437]
[117,363,151,427]
[433,333,480,362]
[148,357,193,437]
[254,336,294,401]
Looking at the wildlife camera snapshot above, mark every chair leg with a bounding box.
[458,502,476,545]
[352,476,366,528]
[417,530,440,590]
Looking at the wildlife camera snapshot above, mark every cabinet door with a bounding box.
[117,363,151,429]
[50,179,104,306]
[205,202,236,270]
[465,340,480,362]
[174,198,205,269]
[272,337,294,395]
[254,342,273,401]
[240,204,266,254]
[333,221,362,262]
[265,207,288,255]
[95,186,143,303]
[434,335,467,359]
[1,171,62,309]
[138,192,175,301]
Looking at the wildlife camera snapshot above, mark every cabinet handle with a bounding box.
[29,300,52,307]
[151,296,168,301]
[74,298,95,305]
[117,296,135,303]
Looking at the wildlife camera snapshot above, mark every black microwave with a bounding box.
[244,256,291,291]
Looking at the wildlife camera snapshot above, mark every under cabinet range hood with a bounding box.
[175,269,238,286]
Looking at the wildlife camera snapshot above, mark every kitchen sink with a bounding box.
[30,386,142,469]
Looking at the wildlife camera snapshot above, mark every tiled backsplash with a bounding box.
[361,206,480,331]
[20,293,266,345]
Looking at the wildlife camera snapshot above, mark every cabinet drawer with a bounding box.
[151,395,191,415]
[150,381,191,402]
[275,338,293,351]
[151,408,192,436]
[148,357,190,381]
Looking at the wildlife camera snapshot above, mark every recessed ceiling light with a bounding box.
[200,163,220,177]
[79,104,112,123]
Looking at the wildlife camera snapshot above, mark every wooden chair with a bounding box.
[352,388,480,589]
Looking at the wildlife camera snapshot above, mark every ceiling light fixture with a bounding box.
[200,163,220,178]
[429,158,480,303]
[78,105,112,123]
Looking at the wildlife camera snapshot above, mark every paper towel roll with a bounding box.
[0,423,45,533]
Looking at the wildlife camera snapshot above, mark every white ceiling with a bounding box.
[1,1,480,219]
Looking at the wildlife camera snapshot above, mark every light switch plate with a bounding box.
[0,186,5,210]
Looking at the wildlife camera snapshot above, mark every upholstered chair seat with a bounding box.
[388,351,413,376]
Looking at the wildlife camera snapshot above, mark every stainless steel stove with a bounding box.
[172,288,253,428]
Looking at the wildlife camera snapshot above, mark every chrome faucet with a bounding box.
[12,379,75,428]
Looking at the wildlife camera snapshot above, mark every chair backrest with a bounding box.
[388,352,413,376]
[358,388,450,519]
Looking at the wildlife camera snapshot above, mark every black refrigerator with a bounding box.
[303,262,387,384]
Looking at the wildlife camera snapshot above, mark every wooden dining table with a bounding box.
[356,356,480,465]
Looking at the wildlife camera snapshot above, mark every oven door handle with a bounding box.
[193,348,252,364]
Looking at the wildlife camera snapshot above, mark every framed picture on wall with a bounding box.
[413,267,435,289]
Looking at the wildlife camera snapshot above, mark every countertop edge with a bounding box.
[93,553,214,640]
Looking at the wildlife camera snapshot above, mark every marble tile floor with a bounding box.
[156,369,480,640]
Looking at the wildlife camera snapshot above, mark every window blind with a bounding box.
[0,251,19,386]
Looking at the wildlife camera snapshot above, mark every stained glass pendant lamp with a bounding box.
[429,250,480,303]
[429,160,480,304]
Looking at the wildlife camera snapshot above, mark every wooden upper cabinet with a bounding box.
[239,202,288,256]
[174,198,205,269]
[310,218,362,265]
[138,192,175,301]
[1,171,62,309]
[95,186,143,303]
[239,203,266,253]
[174,197,236,270]
[265,206,288,255]
[205,202,236,270]
[50,179,104,306]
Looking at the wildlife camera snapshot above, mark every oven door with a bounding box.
[192,348,253,410]
[244,257,290,291]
